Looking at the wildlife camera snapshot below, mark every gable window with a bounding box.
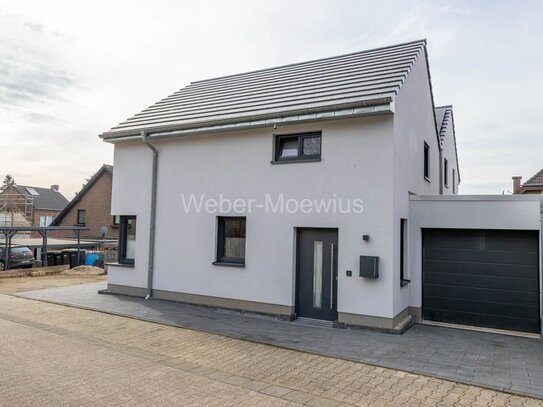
[77,209,86,225]
[39,215,54,227]
[214,217,246,266]
[119,216,136,265]
[444,159,449,188]
[423,142,430,181]
[400,218,410,286]
[273,132,321,163]
[452,169,456,194]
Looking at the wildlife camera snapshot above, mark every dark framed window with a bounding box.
[452,169,456,194]
[273,132,321,162]
[77,209,86,225]
[215,217,246,265]
[112,215,120,226]
[119,216,136,265]
[423,142,430,181]
[400,218,410,286]
[444,158,449,188]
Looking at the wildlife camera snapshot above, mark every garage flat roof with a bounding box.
[410,194,543,202]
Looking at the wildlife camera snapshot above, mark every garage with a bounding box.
[423,229,540,334]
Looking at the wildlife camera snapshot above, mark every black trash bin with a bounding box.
[68,249,86,268]
[61,251,71,266]
[46,251,57,266]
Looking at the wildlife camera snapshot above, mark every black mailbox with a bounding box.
[360,255,379,278]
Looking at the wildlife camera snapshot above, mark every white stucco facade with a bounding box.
[106,49,464,327]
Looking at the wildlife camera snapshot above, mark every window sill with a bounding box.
[105,262,135,268]
[400,279,411,287]
[212,261,245,268]
[271,158,321,165]
[424,176,431,183]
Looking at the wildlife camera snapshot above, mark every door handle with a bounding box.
[330,243,334,309]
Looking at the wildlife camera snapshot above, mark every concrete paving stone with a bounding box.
[7,283,543,402]
[282,390,315,404]
[260,385,292,398]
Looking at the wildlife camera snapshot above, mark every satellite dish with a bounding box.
[99,226,109,238]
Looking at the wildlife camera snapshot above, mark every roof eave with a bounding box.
[100,99,394,143]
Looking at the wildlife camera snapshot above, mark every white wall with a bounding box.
[391,49,442,315]
[408,195,542,309]
[108,116,401,318]
[108,142,153,289]
[441,112,460,195]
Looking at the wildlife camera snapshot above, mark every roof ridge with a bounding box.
[190,39,427,85]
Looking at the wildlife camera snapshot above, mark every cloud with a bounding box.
[23,21,43,32]
[0,58,76,106]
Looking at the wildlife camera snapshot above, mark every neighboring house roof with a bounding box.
[12,185,69,211]
[100,39,429,141]
[51,164,113,226]
[523,168,543,187]
[435,105,461,183]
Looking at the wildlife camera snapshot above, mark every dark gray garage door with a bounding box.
[423,229,540,334]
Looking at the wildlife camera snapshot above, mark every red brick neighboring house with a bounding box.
[0,184,69,235]
[512,168,543,194]
[51,165,118,239]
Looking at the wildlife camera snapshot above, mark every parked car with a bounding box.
[0,246,35,271]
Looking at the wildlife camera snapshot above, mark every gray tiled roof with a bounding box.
[13,185,69,211]
[101,40,427,140]
[523,168,543,186]
[435,105,452,145]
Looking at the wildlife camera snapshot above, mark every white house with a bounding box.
[100,40,542,335]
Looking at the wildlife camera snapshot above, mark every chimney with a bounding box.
[512,176,522,194]
[51,184,59,192]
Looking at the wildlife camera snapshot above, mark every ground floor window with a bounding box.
[119,216,136,265]
[215,217,246,265]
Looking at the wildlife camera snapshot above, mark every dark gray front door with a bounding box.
[423,229,540,333]
[296,228,338,321]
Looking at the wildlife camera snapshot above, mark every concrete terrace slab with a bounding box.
[15,282,543,399]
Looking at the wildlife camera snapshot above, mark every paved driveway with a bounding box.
[0,293,541,406]
[13,281,543,400]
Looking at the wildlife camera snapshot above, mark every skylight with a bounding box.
[25,187,40,196]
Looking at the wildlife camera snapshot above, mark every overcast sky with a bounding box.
[1,0,542,199]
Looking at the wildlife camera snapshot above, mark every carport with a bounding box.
[1,226,88,270]
[409,195,543,336]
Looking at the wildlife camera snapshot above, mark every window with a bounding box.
[274,132,321,162]
[113,215,120,226]
[77,209,86,225]
[400,218,410,286]
[215,217,246,265]
[444,158,449,188]
[452,169,456,194]
[119,216,136,265]
[39,215,54,227]
[423,142,430,181]
[25,187,40,196]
